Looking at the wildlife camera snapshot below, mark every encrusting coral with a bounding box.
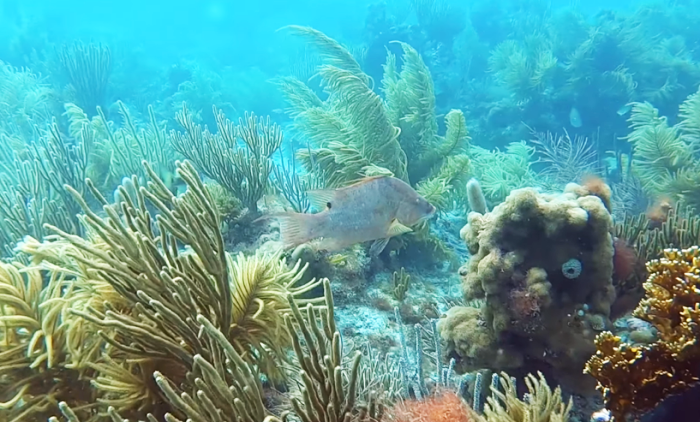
[440,182,616,391]
[585,246,700,421]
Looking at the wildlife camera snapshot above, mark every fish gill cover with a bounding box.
[0,0,700,421]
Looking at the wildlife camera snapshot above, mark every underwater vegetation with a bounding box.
[0,159,572,422]
[623,86,700,209]
[2,0,700,420]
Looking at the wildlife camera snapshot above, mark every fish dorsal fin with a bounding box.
[307,189,336,211]
[342,175,388,190]
[386,219,412,237]
[308,176,389,211]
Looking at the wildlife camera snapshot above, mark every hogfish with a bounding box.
[267,176,436,256]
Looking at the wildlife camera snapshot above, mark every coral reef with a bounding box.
[468,372,572,422]
[585,246,700,421]
[55,42,112,115]
[440,182,616,391]
[276,26,470,261]
[172,105,282,216]
[0,160,323,421]
[624,87,700,208]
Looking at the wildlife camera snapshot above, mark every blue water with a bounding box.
[2,0,700,421]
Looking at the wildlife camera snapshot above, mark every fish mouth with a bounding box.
[419,207,437,222]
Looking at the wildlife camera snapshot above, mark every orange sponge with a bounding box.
[388,390,473,422]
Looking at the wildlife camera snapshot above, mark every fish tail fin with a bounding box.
[270,212,322,250]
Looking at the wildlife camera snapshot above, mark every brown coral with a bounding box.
[584,246,700,420]
[445,184,614,392]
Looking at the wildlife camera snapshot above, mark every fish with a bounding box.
[263,176,436,256]
[569,106,582,128]
[590,409,611,422]
[616,103,632,116]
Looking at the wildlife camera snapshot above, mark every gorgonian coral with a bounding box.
[585,246,700,420]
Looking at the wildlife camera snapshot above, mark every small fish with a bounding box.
[616,103,632,116]
[262,176,436,256]
[569,106,582,128]
[590,409,611,422]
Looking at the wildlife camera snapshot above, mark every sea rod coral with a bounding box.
[1,159,324,421]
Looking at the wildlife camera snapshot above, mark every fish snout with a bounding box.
[421,203,437,222]
[428,203,437,217]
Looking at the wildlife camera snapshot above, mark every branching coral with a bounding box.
[0,97,185,258]
[0,161,76,257]
[0,159,325,420]
[0,113,96,256]
[0,60,54,140]
[284,280,384,422]
[94,101,179,192]
[172,104,282,215]
[488,35,559,103]
[276,27,471,261]
[469,372,572,422]
[280,60,408,185]
[387,371,572,422]
[382,43,471,199]
[409,0,466,44]
[529,129,599,188]
[474,4,700,145]
[468,142,539,204]
[280,26,469,208]
[0,259,93,422]
[585,246,700,421]
[46,279,380,422]
[55,42,112,114]
[283,25,369,87]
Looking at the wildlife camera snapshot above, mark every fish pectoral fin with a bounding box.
[306,189,336,211]
[369,238,390,257]
[386,219,412,237]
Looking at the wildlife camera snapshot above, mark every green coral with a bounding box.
[279,27,470,213]
[278,28,408,187]
[171,104,282,215]
[624,86,700,207]
[488,35,559,102]
[470,142,539,203]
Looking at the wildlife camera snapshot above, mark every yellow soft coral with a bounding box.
[585,246,700,420]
